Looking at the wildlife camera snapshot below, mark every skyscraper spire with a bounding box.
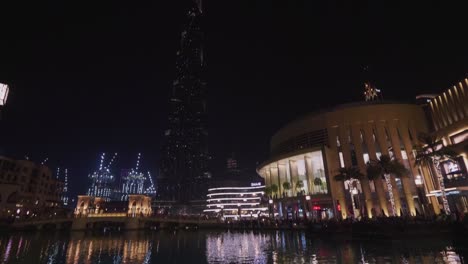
[159,0,211,203]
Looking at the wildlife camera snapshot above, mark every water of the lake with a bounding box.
[0,230,466,263]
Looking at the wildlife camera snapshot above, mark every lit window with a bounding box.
[339,152,345,168]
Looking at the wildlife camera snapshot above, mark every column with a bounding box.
[304,156,314,195]
[338,125,361,218]
[289,159,299,196]
[459,81,468,116]
[265,169,271,188]
[388,119,416,216]
[327,126,348,219]
[420,165,441,215]
[363,122,389,216]
[270,166,280,198]
[375,121,402,216]
[278,163,288,197]
[351,124,374,218]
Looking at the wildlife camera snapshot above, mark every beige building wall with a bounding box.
[424,78,468,213]
[128,195,152,217]
[0,156,63,218]
[258,102,430,219]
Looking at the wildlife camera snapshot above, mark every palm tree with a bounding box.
[295,180,304,195]
[270,184,279,198]
[282,182,291,197]
[366,155,407,217]
[313,177,323,193]
[415,132,458,215]
[334,166,365,217]
[264,186,272,198]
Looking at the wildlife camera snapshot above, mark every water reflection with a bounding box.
[0,230,466,263]
[206,231,270,263]
[65,233,152,264]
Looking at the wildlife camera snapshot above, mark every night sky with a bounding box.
[0,1,467,197]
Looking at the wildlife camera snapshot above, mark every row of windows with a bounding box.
[272,129,328,156]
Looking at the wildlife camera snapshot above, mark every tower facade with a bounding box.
[87,153,117,202]
[159,0,211,202]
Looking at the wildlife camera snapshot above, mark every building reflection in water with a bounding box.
[206,231,270,263]
[0,231,466,263]
[65,232,151,264]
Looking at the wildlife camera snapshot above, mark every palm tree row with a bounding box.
[264,180,308,198]
[334,132,458,218]
[264,133,458,217]
[414,133,458,215]
[334,155,407,218]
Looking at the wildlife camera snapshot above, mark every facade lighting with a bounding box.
[0,83,9,106]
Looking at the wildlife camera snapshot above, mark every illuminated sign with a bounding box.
[0,83,9,106]
[313,206,321,210]
[250,182,261,187]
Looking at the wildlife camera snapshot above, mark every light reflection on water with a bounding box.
[0,230,466,263]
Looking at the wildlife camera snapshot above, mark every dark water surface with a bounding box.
[0,230,467,263]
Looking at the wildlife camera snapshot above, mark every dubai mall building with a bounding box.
[257,78,468,220]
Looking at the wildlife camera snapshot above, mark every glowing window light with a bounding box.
[210,202,260,207]
[208,186,265,191]
[223,214,263,218]
[206,197,260,202]
[207,191,264,196]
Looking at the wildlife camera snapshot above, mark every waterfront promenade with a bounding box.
[5,213,468,240]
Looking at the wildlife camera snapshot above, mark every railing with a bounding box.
[87,213,127,218]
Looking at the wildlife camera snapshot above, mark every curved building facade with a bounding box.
[203,181,268,220]
[257,101,432,219]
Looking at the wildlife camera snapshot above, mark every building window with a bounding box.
[338,152,345,168]
[440,157,467,181]
[363,153,370,164]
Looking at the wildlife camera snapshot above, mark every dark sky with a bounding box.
[0,1,467,197]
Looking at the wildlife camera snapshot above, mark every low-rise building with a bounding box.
[203,179,269,220]
[0,156,63,219]
[257,77,468,220]
[75,194,152,217]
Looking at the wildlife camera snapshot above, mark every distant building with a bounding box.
[87,153,117,202]
[87,168,115,202]
[75,194,152,217]
[203,179,268,220]
[60,168,69,206]
[118,169,156,201]
[0,156,63,219]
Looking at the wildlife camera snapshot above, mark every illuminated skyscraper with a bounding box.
[159,0,211,202]
[119,154,156,201]
[87,153,117,202]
